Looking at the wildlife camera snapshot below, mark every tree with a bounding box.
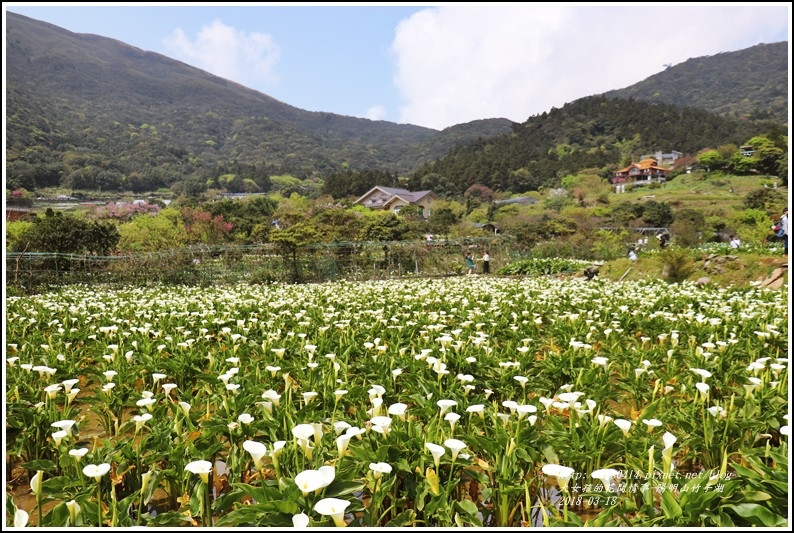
[11,208,120,271]
[498,216,549,251]
[641,201,674,227]
[464,184,494,202]
[268,222,319,282]
[716,144,738,161]
[591,228,631,261]
[776,152,788,186]
[747,136,785,176]
[728,151,757,174]
[362,212,408,242]
[543,189,571,213]
[271,193,311,228]
[397,204,424,222]
[312,207,364,242]
[15,209,90,254]
[181,208,234,245]
[117,208,189,251]
[6,188,35,207]
[84,221,121,256]
[428,208,459,235]
[5,220,34,251]
[614,133,643,167]
[204,196,278,242]
[421,173,460,199]
[608,202,644,226]
[697,150,725,172]
[728,136,786,176]
[180,175,208,198]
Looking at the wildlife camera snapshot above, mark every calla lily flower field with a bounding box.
[5,276,789,527]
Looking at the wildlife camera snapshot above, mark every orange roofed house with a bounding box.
[353,186,438,218]
[612,158,668,186]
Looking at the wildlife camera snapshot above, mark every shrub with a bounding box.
[743,188,785,212]
[497,257,590,276]
[591,229,630,261]
[670,219,701,247]
[671,209,706,247]
[7,188,35,207]
[529,238,592,260]
[732,208,778,245]
[642,201,674,226]
[5,220,34,251]
[658,247,695,283]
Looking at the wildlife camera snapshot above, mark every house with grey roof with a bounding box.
[354,186,438,218]
[493,196,538,206]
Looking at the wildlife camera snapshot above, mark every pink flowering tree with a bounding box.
[181,207,234,245]
[93,202,161,221]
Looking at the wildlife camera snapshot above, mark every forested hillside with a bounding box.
[603,42,788,125]
[5,11,787,200]
[5,11,513,194]
[407,96,781,197]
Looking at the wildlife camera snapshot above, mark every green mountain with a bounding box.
[6,11,787,199]
[407,96,779,197]
[5,12,514,194]
[603,42,788,125]
[407,43,789,198]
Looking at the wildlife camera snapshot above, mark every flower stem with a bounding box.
[204,478,213,526]
[111,483,118,527]
[97,483,103,527]
[137,489,145,526]
[36,494,42,528]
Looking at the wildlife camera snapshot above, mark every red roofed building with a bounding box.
[613,158,668,184]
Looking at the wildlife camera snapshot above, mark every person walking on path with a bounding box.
[465,253,475,275]
[481,251,490,274]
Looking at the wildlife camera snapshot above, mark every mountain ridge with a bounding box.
[6,11,514,193]
[5,11,787,198]
[603,41,788,124]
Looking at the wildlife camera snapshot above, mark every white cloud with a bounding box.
[391,5,790,130]
[162,19,281,89]
[364,105,387,121]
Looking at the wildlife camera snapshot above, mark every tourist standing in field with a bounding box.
[780,208,788,256]
[628,248,638,261]
[729,235,741,249]
[658,232,670,249]
[481,251,490,274]
[465,253,474,275]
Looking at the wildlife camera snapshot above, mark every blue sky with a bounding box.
[3,3,791,130]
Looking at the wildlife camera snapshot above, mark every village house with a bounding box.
[353,186,438,218]
[739,145,755,157]
[652,150,683,166]
[612,158,668,186]
[493,196,539,207]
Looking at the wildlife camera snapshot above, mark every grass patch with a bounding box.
[596,251,786,287]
